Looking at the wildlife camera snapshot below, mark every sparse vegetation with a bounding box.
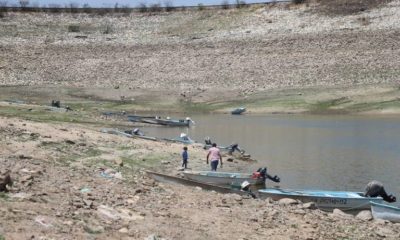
[235,0,247,8]
[137,2,147,13]
[197,3,205,11]
[149,3,162,12]
[221,0,230,9]
[102,24,113,34]
[164,1,174,12]
[68,24,80,32]
[317,0,393,15]
[292,0,306,4]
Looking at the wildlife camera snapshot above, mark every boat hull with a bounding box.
[370,201,400,223]
[183,171,264,187]
[258,188,384,211]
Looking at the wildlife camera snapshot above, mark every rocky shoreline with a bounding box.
[1,116,400,239]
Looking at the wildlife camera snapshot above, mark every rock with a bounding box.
[83,199,93,208]
[145,234,166,240]
[331,209,353,219]
[227,158,234,162]
[83,223,104,234]
[119,227,129,233]
[376,227,395,237]
[374,219,389,225]
[278,198,298,205]
[114,158,124,167]
[356,210,373,221]
[65,140,75,144]
[0,172,12,192]
[195,186,202,191]
[301,202,317,210]
[97,205,144,222]
[161,161,170,165]
[18,154,33,159]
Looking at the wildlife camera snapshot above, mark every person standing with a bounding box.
[182,146,189,169]
[206,143,223,171]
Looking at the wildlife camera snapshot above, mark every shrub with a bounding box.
[292,0,306,4]
[221,0,230,9]
[235,0,247,8]
[82,3,92,13]
[68,24,80,32]
[164,1,174,12]
[149,3,162,12]
[120,5,132,15]
[317,0,392,15]
[137,2,147,12]
[103,24,113,34]
[197,3,205,11]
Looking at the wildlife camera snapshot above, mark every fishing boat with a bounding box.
[101,128,158,141]
[163,133,195,144]
[183,170,265,187]
[127,115,156,122]
[231,107,246,115]
[154,117,194,127]
[129,115,194,127]
[258,188,384,211]
[370,201,400,223]
[146,171,254,197]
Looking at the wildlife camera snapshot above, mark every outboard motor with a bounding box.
[254,167,280,183]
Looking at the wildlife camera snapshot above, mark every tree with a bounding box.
[221,0,230,9]
[19,0,29,8]
[164,1,174,12]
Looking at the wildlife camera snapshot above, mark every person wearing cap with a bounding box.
[206,143,223,171]
[364,180,396,203]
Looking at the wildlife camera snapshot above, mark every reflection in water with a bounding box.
[140,114,400,203]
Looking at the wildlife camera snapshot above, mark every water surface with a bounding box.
[140,114,400,202]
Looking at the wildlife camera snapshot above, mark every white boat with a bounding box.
[183,171,265,187]
[370,201,400,223]
[258,188,384,211]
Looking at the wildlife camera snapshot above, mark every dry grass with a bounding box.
[316,0,393,15]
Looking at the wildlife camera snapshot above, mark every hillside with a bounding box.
[0,1,400,113]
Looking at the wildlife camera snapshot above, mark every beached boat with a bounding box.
[370,201,400,223]
[127,115,156,122]
[258,188,384,211]
[163,133,195,144]
[154,117,194,127]
[183,171,265,187]
[146,171,254,197]
[128,115,194,127]
[231,107,246,115]
[101,128,158,141]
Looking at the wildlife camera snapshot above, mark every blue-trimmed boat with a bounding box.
[258,188,384,211]
[370,201,400,223]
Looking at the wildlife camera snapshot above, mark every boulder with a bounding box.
[301,202,317,210]
[331,209,354,219]
[356,210,373,221]
[0,172,12,192]
[278,198,298,206]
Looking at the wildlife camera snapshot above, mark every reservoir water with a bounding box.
[140,114,400,201]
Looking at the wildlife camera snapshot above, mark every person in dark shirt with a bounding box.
[364,180,396,202]
[182,146,189,169]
